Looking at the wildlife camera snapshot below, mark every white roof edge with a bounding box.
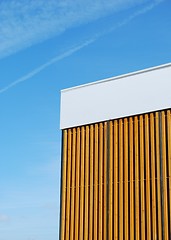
[60,62,171,129]
[61,62,171,93]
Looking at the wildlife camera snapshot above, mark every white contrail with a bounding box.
[0,39,94,94]
[0,0,163,94]
[94,0,164,39]
[0,0,144,60]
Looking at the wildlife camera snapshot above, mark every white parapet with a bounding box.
[60,63,171,129]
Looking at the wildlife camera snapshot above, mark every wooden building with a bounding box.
[60,63,171,240]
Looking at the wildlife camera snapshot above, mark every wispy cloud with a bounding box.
[0,0,163,94]
[0,214,10,222]
[0,0,147,59]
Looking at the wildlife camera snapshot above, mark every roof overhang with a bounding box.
[60,63,171,129]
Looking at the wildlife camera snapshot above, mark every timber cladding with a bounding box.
[60,109,171,240]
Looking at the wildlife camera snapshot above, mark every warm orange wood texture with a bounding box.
[60,110,171,240]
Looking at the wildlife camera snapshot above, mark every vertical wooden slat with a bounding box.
[103,122,107,240]
[150,113,157,240]
[70,128,76,240]
[161,111,169,240]
[134,116,140,240]
[167,110,171,233]
[61,110,171,240]
[94,124,98,240]
[124,118,129,240]
[74,127,81,240]
[79,126,85,240]
[129,117,134,240]
[119,119,123,240]
[139,115,145,240]
[65,129,72,240]
[108,121,113,240]
[155,112,162,239]
[60,130,68,240]
[99,123,103,240]
[145,114,151,240]
[84,126,89,240]
[114,120,118,240]
[89,125,94,240]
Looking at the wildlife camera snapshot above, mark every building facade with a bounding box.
[60,63,171,240]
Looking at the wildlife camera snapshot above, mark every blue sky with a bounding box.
[0,0,170,239]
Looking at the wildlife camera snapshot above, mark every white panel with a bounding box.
[60,63,171,129]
